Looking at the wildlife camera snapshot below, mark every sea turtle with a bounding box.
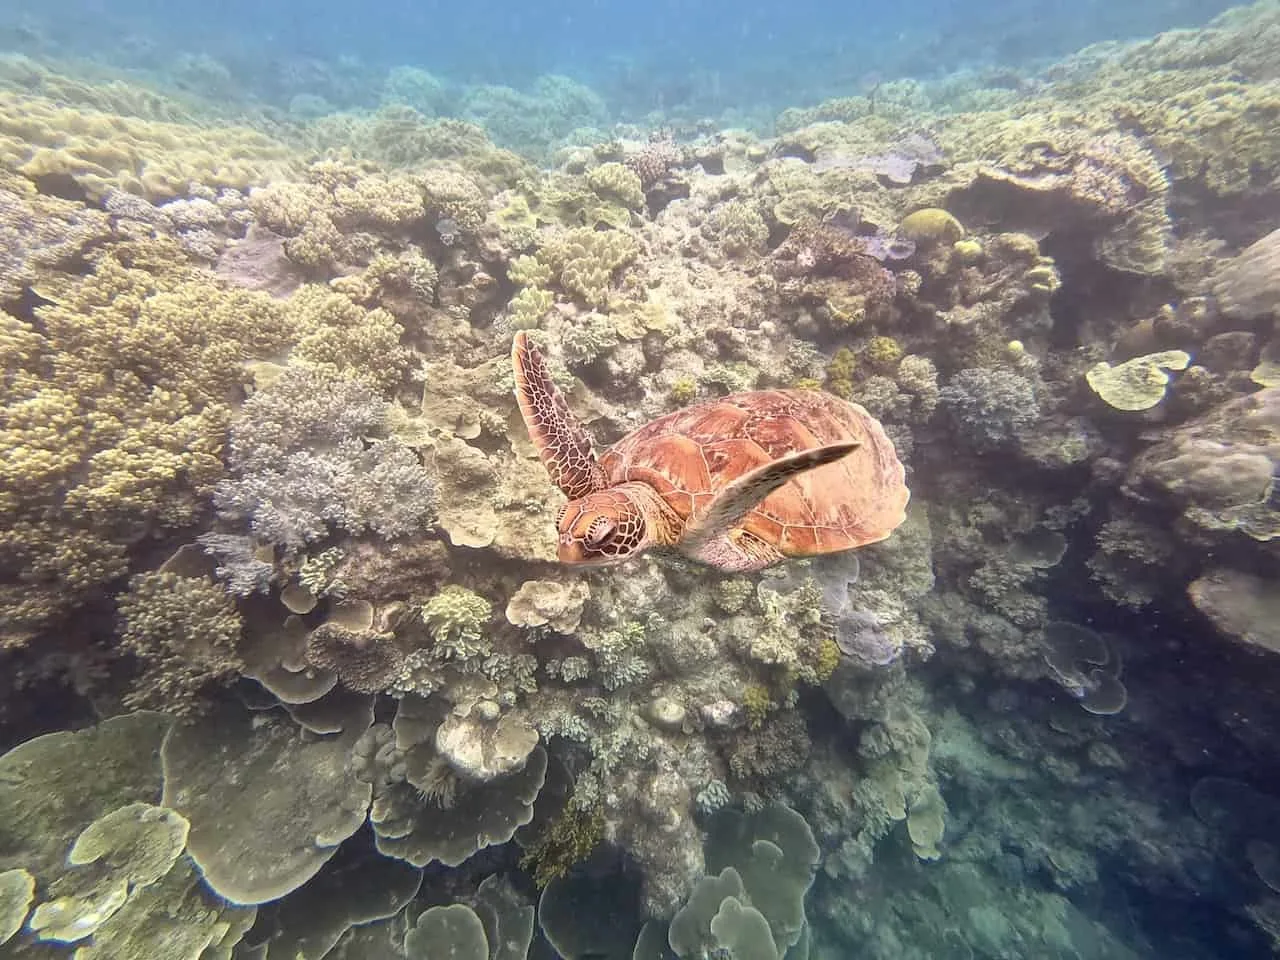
[512,332,910,571]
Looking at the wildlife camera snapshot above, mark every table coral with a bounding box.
[1188,568,1280,656]
[1214,227,1280,321]
[160,701,373,904]
[405,904,490,959]
[1123,386,1279,541]
[29,802,190,943]
[1086,349,1190,411]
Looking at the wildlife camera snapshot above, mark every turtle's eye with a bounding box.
[585,517,616,548]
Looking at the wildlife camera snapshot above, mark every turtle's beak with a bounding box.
[557,539,623,566]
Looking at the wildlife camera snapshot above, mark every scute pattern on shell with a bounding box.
[599,390,909,556]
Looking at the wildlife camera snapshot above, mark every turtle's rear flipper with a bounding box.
[682,442,861,554]
[512,331,607,499]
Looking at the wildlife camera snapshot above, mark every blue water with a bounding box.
[0,0,1239,119]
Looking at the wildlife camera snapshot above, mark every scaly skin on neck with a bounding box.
[614,482,684,550]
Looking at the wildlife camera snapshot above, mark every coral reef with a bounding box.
[3,11,1280,958]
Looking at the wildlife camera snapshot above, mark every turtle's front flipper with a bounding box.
[682,442,861,556]
[512,332,607,499]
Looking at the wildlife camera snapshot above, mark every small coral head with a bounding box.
[555,489,648,565]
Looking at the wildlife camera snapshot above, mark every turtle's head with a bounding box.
[555,486,652,565]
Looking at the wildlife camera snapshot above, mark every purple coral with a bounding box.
[213,365,436,553]
[860,233,917,263]
[824,211,916,263]
[814,132,944,186]
[834,609,901,667]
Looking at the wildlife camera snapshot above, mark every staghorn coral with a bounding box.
[1121,79,1280,199]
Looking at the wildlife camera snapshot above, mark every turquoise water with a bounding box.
[0,0,1278,958]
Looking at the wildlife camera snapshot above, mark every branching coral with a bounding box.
[0,242,297,645]
[938,367,1040,450]
[213,363,436,553]
[116,571,243,717]
[422,585,494,662]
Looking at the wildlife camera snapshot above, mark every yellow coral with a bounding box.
[508,286,555,329]
[1086,349,1191,411]
[668,377,698,405]
[825,347,858,398]
[116,571,243,717]
[812,638,841,683]
[586,162,645,211]
[742,684,774,731]
[520,796,605,886]
[418,168,488,231]
[0,89,295,201]
[899,208,965,244]
[864,336,904,369]
[540,227,640,307]
[1,233,416,645]
[287,285,410,392]
[509,254,554,288]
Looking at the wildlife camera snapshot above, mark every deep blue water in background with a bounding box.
[0,0,1240,119]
